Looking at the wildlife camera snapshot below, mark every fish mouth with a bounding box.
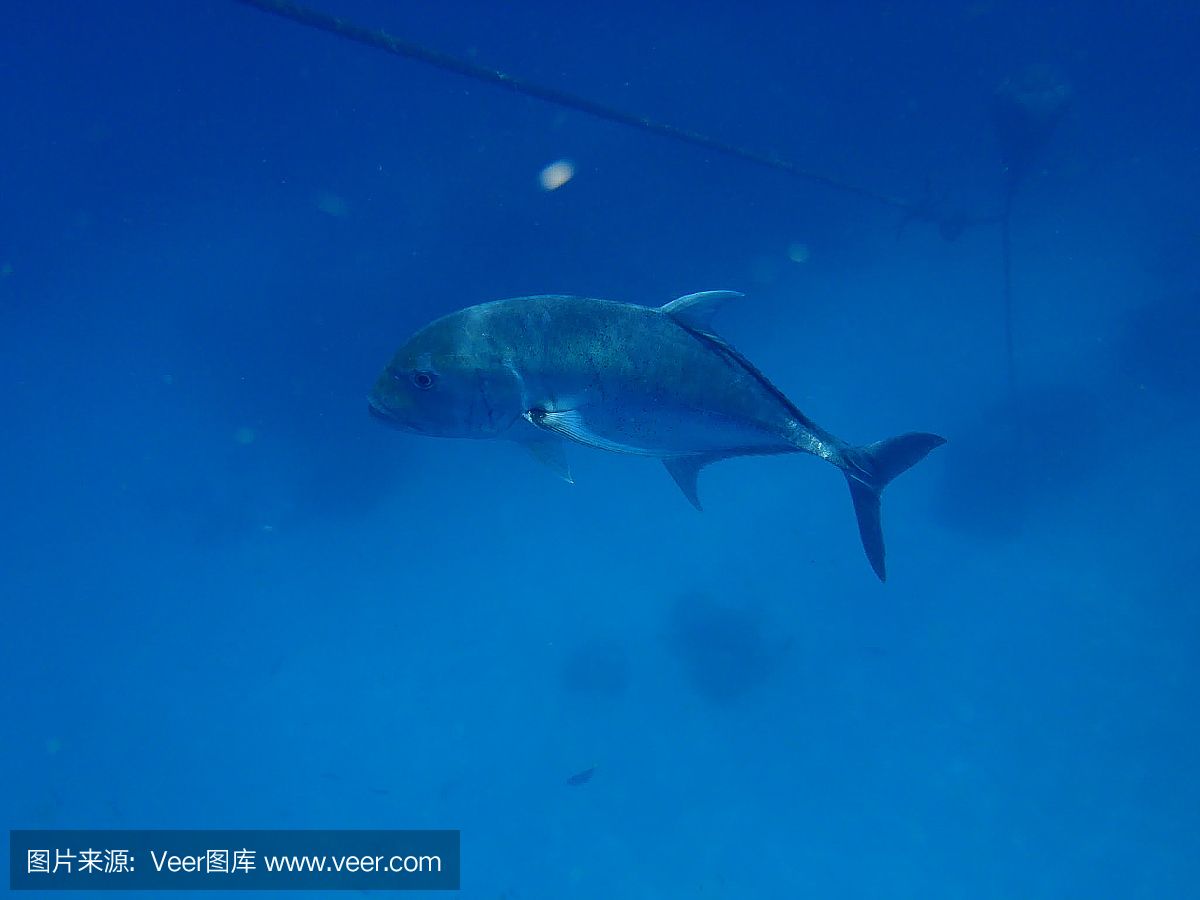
[367,396,404,427]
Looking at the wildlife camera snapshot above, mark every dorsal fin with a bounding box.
[660,291,743,332]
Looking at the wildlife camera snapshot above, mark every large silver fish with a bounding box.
[369,291,944,580]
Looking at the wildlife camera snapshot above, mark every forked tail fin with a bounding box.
[843,432,946,581]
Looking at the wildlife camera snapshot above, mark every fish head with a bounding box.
[369,312,510,439]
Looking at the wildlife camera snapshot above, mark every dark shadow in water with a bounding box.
[935,383,1108,540]
[665,592,783,706]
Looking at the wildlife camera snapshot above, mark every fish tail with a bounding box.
[840,432,946,581]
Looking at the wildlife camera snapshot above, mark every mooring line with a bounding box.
[234,0,992,237]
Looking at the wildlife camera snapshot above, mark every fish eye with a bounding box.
[411,370,436,390]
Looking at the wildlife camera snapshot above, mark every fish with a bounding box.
[566,766,596,786]
[368,291,945,580]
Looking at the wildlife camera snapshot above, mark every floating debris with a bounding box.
[314,190,349,217]
[787,242,811,264]
[539,159,575,191]
[233,426,257,445]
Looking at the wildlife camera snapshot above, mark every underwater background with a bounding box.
[2,0,1198,896]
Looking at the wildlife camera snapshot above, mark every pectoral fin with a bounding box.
[524,408,645,454]
[516,434,573,483]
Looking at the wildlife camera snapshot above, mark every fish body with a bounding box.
[369,291,944,580]
[565,766,596,786]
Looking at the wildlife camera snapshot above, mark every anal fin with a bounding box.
[663,456,722,512]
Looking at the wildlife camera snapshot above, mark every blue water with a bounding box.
[3,1,1198,896]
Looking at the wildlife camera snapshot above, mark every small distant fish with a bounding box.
[566,766,596,787]
[368,291,945,580]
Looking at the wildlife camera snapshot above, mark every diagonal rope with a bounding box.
[234,0,993,237]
